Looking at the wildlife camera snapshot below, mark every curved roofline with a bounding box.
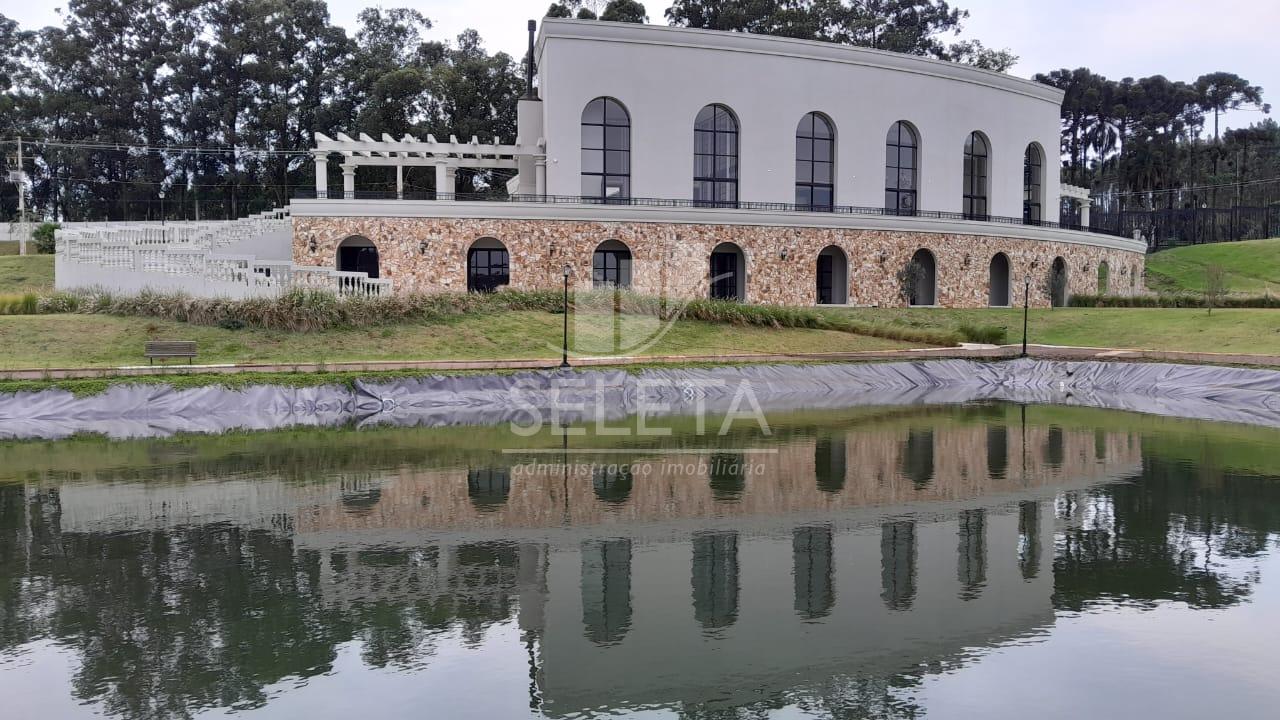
[536,18,1063,106]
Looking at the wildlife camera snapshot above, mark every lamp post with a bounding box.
[1021,276,1031,358]
[560,264,572,369]
[158,190,166,226]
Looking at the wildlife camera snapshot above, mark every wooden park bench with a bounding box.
[144,341,197,365]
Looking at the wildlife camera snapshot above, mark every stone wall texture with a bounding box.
[292,216,1146,308]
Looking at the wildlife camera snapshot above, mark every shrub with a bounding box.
[0,293,39,315]
[218,317,247,331]
[31,222,60,254]
[897,260,924,305]
[957,323,1008,345]
[37,292,81,313]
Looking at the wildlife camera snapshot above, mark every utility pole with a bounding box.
[16,136,27,256]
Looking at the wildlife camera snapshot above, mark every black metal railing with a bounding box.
[1090,206,1280,251]
[292,189,1121,238]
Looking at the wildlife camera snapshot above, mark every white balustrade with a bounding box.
[54,206,393,298]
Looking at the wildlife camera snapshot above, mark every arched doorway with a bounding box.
[709,242,746,301]
[1098,261,1110,294]
[336,236,379,278]
[908,248,936,306]
[988,253,1011,306]
[816,245,848,305]
[467,238,509,293]
[592,239,632,288]
[1049,256,1068,307]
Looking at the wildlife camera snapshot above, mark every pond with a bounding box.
[2,402,1279,718]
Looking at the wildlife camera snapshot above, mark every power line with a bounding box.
[0,138,311,156]
[1102,174,1280,198]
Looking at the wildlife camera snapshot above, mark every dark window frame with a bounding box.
[963,131,990,221]
[467,246,510,293]
[885,121,918,215]
[592,247,632,288]
[581,97,631,202]
[1023,144,1043,225]
[693,104,739,208]
[796,112,835,211]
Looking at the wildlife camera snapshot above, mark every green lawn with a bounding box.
[1146,238,1280,294]
[0,241,19,256]
[0,311,916,370]
[0,254,55,293]
[828,307,1280,355]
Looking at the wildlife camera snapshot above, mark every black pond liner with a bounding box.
[3,359,1280,440]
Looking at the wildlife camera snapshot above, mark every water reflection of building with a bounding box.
[32,417,1143,539]
[4,422,1280,719]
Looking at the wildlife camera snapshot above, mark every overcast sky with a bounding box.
[3,0,1273,130]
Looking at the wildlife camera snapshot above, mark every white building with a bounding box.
[58,20,1142,307]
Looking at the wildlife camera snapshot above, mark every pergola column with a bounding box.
[534,156,547,197]
[396,165,404,198]
[341,163,356,197]
[435,161,455,198]
[313,152,328,197]
[1080,202,1091,228]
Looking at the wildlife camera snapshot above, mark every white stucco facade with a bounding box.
[533,19,1063,218]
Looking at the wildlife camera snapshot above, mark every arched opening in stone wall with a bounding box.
[1050,256,1069,307]
[467,237,510,293]
[592,239,632,288]
[709,242,746,301]
[816,245,848,304]
[1098,261,1110,294]
[908,248,936,306]
[336,235,379,278]
[988,252,1011,306]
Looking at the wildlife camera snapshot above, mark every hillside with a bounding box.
[1145,238,1280,294]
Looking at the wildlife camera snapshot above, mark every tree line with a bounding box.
[1036,68,1276,211]
[0,1,1273,223]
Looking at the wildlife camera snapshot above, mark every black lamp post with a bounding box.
[1021,276,1031,358]
[560,263,571,369]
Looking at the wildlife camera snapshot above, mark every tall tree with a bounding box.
[601,0,651,22]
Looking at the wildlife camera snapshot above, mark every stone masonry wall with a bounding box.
[293,216,1146,308]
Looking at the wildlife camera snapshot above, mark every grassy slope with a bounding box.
[1145,238,1280,294]
[829,307,1280,355]
[0,311,916,369]
[0,254,55,293]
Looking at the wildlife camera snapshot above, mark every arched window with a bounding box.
[963,131,989,220]
[816,245,847,304]
[796,112,834,210]
[581,97,630,202]
[694,104,738,208]
[593,239,632,288]
[709,242,745,301]
[1024,144,1044,224]
[336,236,379,278]
[885,121,918,215]
[467,238,509,293]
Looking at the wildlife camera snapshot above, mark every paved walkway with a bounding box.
[2,344,1278,382]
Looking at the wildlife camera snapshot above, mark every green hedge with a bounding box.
[24,288,963,347]
[1068,293,1280,309]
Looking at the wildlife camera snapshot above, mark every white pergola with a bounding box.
[1060,183,1093,226]
[312,132,545,197]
